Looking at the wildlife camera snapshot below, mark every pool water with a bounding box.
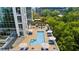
[29,31,45,45]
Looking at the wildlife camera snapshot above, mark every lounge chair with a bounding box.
[48,40,55,45]
[45,48,49,51]
[20,48,24,50]
[25,47,29,50]
[41,48,44,50]
[28,32,32,35]
[47,34,52,37]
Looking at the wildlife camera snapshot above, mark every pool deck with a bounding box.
[11,26,59,51]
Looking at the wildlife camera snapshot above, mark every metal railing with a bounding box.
[0,31,17,50]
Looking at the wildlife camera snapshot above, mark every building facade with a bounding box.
[0,7,32,39]
[0,7,16,38]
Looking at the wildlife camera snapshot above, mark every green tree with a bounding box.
[57,36,78,51]
[37,7,79,51]
[62,10,79,22]
[41,9,51,17]
[50,10,60,16]
[33,12,40,19]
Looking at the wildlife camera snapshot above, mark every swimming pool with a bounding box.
[29,31,45,45]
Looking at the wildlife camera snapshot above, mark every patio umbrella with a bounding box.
[48,37,56,40]
[41,43,49,48]
[47,30,52,33]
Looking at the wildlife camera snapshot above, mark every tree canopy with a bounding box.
[33,8,79,51]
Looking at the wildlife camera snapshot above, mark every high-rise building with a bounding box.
[0,7,32,45]
[0,7,16,38]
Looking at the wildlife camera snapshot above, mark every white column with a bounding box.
[12,7,20,36]
[20,7,28,37]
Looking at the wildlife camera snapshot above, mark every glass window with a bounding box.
[0,7,16,37]
[16,7,21,14]
[19,31,24,36]
[18,24,23,30]
[17,16,22,23]
[26,7,32,19]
